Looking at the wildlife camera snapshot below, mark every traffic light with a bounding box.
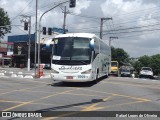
[43,27,46,35]
[24,22,28,30]
[69,0,76,8]
[48,28,52,35]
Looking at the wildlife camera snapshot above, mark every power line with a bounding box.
[103,28,160,35]
[68,13,101,19]
[11,0,34,22]
[10,0,160,33]
[118,30,160,39]
[112,5,160,18]
[88,22,160,34]
[8,0,160,38]
[14,26,28,34]
[103,23,160,33]
[67,16,160,32]
[25,2,58,16]
[10,1,160,23]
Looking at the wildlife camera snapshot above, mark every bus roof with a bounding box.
[54,33,97,39]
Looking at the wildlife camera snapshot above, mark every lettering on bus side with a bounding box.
[59,66,82,70]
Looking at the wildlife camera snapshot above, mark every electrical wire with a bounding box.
[8,0,160,40]
[103,23,160,32]
[103,28,160,35]
[11,0,34,22]
[117,30,160,39]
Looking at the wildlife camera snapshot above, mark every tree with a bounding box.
[111,46,129,66]
[0,7,11,38]
[150,54,160,75]
[138,55,151,67]
[133,61,142,73]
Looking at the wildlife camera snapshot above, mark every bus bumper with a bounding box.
[50,73,93,82]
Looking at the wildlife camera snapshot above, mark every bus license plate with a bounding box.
[66,76,73,79]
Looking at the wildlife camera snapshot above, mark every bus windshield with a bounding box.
[52,37,92,65]
[111,62,118,67]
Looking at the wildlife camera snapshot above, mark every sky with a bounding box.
[0,0,160,57]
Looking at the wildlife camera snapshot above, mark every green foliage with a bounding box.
[150,54,160,75]
[0,7,11,38]
[138,55,151,66]
[111,46,129,66]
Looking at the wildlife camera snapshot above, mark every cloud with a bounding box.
[1,0,31,19]
[70,0,91,14]
[1,0,160,57]
[100,0,160,57]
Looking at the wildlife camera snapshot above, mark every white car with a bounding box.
[139,67,153,79]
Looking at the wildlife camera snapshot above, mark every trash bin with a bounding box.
[39,64,44,77]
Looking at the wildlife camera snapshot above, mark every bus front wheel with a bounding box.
[96,69,99,80]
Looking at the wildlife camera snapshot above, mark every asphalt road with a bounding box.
[0,73,160,120]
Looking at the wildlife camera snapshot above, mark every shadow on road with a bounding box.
[50,76,107,87]
[34,98,106,117]
[37,99,104,112]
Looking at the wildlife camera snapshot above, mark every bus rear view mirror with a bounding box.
[89,39,94,51]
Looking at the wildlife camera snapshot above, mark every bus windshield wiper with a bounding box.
[53,60,60,64]
[77,60,88,65]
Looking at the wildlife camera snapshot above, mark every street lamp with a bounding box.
[37,1,69,78]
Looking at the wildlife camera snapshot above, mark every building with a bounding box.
[0,41,13,67]
[8,34,55,68]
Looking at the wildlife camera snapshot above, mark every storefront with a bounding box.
[0,57,12,67]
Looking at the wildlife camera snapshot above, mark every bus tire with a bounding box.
[93,70,99,84]
[106,67,109,77]
[92,69,99,84]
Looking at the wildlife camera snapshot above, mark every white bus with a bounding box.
[50,33,111,82]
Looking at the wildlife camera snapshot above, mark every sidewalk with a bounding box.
[0,67,51,79]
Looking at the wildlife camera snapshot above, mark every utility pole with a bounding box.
[109,37,118,46]
[63,6,67,34]
[100,17,112,39]
[61,6,69,34]
[21,15,31,71]
[35,0,38,77]
[28,16,31,71]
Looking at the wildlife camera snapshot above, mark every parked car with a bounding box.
[120,69,131,77]
[139,67,153,79]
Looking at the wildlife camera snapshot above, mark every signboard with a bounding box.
[7,52,13,56]
[52,27,68,34]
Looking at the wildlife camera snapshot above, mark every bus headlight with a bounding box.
[81,69,91,74]
[51,69,59,74]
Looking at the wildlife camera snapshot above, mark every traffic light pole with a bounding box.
[34,0,38,77]
[28,16,31,71]
[37,1,69,78]
[63,6,67,34]
[20,15,31,71]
